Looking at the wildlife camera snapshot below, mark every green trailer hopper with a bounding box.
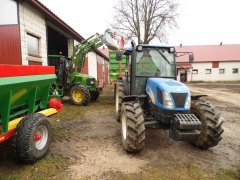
[0,65,62,163]
[109,50,127,83]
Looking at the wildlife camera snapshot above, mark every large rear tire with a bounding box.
[115,81,125,121]
[121,101,145,152]
[70,84,90,106]
[13,113,52,163]
[190,99,224,149]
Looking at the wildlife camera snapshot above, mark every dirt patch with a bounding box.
[50,95,147,179]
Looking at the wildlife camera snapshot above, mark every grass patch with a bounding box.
[0,156,70,180]
[216,168,239,179]
[99,163,240,180]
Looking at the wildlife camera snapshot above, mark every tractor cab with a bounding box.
[48,55,71,90]
[123,45,177,95]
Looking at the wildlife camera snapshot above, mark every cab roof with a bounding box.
[124,44,175,55]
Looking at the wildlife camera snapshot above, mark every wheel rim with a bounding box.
[121,112,127,140]
[72,89,84,103]
[34,125,48,150]
[115,87,119,115]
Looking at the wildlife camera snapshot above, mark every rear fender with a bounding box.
[122,77,130,95]
[122,96,138,103]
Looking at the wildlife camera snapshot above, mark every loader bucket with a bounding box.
[101,29,125,50]
[0,65,57,135]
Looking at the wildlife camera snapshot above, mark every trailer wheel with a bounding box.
[90,90,99,101]
[190,99,224,149]
[115,81,125,121]
[70,84,90,105]
[121,101,145,152]
[13,113,52,163]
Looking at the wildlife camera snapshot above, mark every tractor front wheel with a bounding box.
[70,84,90,106]
[121,101,145,152]
[13,113,52,163]
[190,99,224,149]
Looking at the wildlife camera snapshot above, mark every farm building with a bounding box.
[0,0,109,88]
[176,44,240,82]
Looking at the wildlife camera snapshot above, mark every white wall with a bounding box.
[88,52,97,79]
[183,62,240,81]
[19,2,47,65]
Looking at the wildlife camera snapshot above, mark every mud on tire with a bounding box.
[70,84,91,106]
[115,81,125,121]
[190,99,224,149]
[121,101,145,152]
[13,113,52,163]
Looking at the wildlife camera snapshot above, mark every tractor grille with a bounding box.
[170,93,187,108]
[157,88,163,104]
[86,78,95,86]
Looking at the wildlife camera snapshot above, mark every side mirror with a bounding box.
[189,53,194,63]
[116,51,123,61]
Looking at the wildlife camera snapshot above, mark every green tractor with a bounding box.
[115,43,224,152]
[48,30,119,105]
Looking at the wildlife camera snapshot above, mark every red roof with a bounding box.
[29,0,109,61]
[175,44,240,63]
[177,63,192,68]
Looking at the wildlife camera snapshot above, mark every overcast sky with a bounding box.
[39,0,240,46]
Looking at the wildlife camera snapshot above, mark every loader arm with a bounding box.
[72,29,125,72]
[72,34,103,72]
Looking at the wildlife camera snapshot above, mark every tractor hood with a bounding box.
[71,72,95,79]
[70,72,97,87]
[146,78,190,110]
[147,78,190,93]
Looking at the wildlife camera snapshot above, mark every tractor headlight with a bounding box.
[185,93,191,109]
[90,80,95,85]
[163,91,174,109]
[137,45,143,51]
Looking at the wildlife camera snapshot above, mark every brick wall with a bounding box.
[19,2,47,65]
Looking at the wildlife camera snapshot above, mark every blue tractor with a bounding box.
[115,43,224,152]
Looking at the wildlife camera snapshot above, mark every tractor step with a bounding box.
[169,113,202,141]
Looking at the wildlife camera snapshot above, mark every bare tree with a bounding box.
[111,0,178,44]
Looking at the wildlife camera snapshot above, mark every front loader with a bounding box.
[115,43,224,152]
[48,29,122,106]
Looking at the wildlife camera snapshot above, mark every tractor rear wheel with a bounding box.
[190,99,224,149]
[70,84,90,106]
[13,113,52,163]
[120,101,145,152]
[115,81,125,121]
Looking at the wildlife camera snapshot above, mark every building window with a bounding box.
[27,33,40,57]
[0,0,18,25]
[205,69,211,74]
[232,68,239,74]
[219,69,225,74]
[192,69,198,74]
